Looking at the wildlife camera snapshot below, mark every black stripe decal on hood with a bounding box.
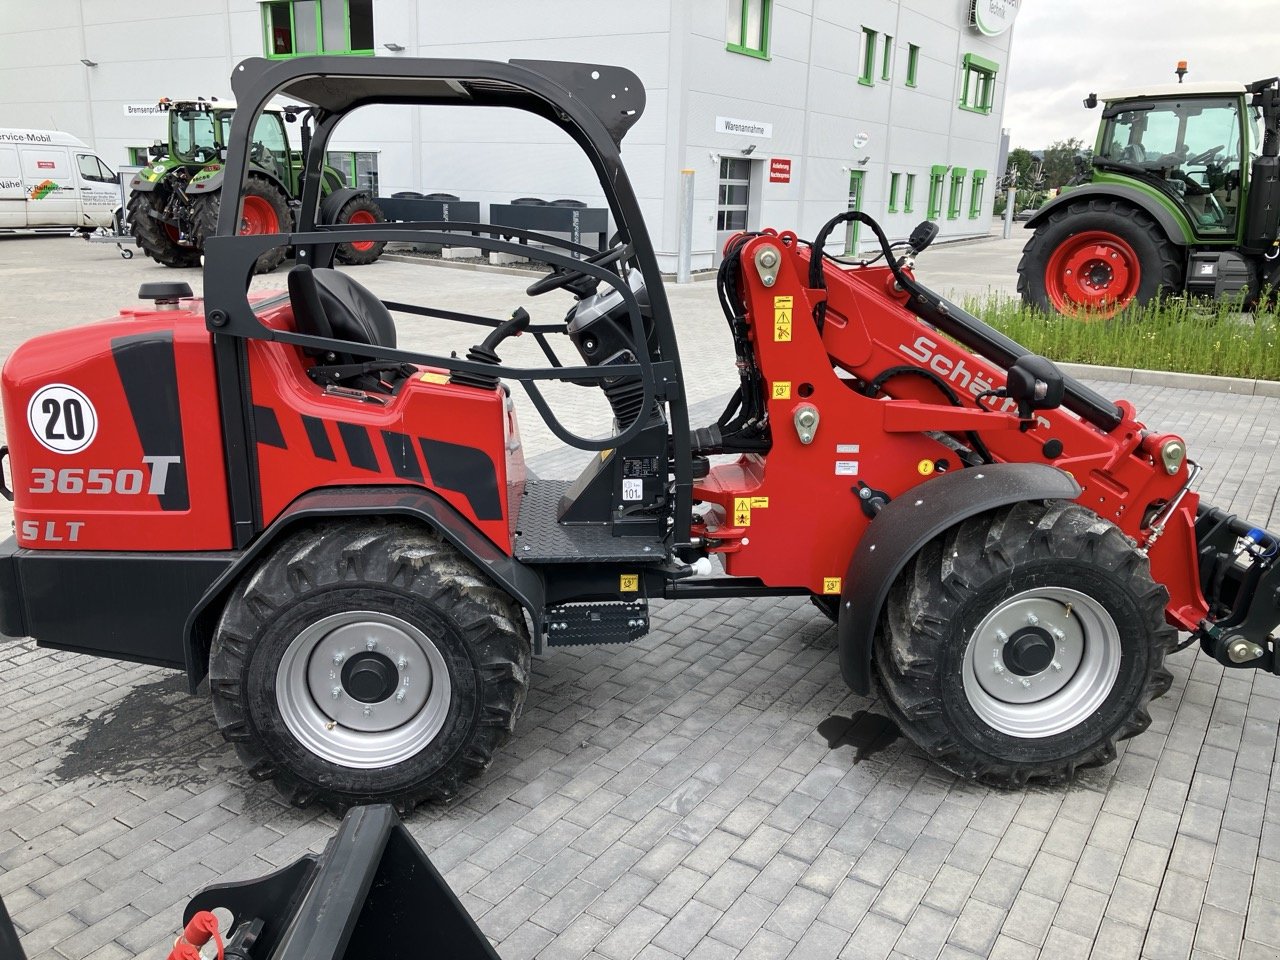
[253,406,286,448]
[302,415,336,461]
[111,331,190,512]
[337,422,379,472]
[418,438,501,520]
[382,431,423,481]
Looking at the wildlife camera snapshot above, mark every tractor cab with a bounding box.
[1020,74,1280,316]
[1092,82,1254,238]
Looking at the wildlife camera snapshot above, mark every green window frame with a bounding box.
[128,146,150,165]
[960,53,998,114]
[859,28,877,86]
[727,0,772,59]
[927,165,946,220]
[969,169,987,219]
[888,172,901,212]
[906,44,920,88]
[904,173,916,213]
[948,167,967,220]
[263,0,374,59]
[881,35,893,81]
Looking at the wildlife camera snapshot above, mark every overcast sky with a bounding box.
[1004,2,1280,150]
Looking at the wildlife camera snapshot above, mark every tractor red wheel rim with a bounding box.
[1044,231,1141,317]
[239,195,278,235]
[345,209,377,252]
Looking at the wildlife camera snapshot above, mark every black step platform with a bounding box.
[546,601,649,646]
[514,478,667,563]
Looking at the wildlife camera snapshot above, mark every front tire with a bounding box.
[874,501,1174,786]
[209,520,531,813]
[332,195,387,265]
[1017,199,1182,318]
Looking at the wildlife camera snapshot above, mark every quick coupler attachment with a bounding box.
[1194,514,1280,671]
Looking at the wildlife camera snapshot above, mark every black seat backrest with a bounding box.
[287,265,396,350]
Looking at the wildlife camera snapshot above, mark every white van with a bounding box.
[0,128,120,232]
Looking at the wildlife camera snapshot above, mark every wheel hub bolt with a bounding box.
[332,652,344,665]
[363,706,373,717]
[993,662,1005,674]
[366,638,377,651]
[1051,660,1062,671]
[1052,628,1065,641]
[331,686,342,699]
[1021,678,1032,688]
[994,629,1008,642]
[397,656,408,670]
[1026,613,1039,626]
[396,690,407,703]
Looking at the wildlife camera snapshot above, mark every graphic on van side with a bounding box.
[29,180,58,200]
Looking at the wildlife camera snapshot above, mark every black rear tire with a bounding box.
[332,195,387,266]
[193,177,292,274]
[127,188,201,268]
[209,519,531,813]
[874,500,1174,787]
[1017,198,1182,316]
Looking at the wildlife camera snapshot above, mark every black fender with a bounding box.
[186,165,292,200]
[837,463,1082,695]
[1024,183,1190,246]
[182,485,544,692]
[320,187,365,224]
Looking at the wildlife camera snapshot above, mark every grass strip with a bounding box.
[966,295,1280,381]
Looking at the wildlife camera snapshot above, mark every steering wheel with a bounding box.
[526,245,629,297]
[1187,144,1224,165]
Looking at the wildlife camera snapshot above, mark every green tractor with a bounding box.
[128,99,385,272]
[1018,75,1280,316]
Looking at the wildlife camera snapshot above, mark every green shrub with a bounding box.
[966,294,1280,381]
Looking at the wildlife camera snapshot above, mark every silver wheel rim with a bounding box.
[276,611,452,769]
[962,587,1121,739]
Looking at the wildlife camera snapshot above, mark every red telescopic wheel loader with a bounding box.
[0,56,1276,821]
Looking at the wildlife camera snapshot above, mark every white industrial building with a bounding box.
[0,0,1017,271]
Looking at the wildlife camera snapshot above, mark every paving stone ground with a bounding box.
[1,235,1279,960]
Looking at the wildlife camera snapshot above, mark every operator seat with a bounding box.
[287,264,406,391]
[287,264,396,350]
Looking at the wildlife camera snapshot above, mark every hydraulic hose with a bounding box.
[809,210,1126,433]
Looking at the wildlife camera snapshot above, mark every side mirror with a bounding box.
[907,220,939,255]
[148,142,165,160]
[1006,355,1065,420]
[1083,92,1099,109]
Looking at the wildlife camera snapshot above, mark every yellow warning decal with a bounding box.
[751,497,769,508]
[773,295,793,342]
[772,381,792,400]
[733,497,753,527]
[619,573,639,592]
[917,459,935,476]
[823,577,842,595]
[601,448,613,462]
[419,372,449,384]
